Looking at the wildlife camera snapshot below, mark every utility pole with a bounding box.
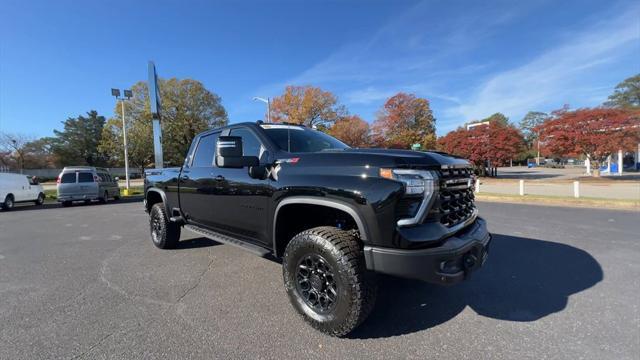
[536,131,540,166]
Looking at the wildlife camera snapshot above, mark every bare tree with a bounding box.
[0,132,33,173]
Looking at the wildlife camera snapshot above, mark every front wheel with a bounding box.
[35,193,45,205]
[283,226,377,337]
[149,203,180,249]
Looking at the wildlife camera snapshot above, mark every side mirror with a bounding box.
[215,136,259,168]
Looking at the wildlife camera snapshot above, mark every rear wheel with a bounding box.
[283,226,377,337]
[99,191,108,204]
[35,193,45,205]
[149,203,181,249]
[2,194,14,210]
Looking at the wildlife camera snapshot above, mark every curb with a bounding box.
[475,193,639,211]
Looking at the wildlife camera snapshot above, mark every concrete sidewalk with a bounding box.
[479,179,640,200]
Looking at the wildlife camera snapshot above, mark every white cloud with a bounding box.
[447,6,640,123]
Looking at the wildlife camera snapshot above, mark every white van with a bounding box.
[0,173,46,210]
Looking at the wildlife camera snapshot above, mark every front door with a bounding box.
[214,127,272,245]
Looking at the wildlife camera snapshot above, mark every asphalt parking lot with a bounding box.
[0,200,638,359]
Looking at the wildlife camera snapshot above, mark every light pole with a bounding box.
[111,88,132,192]
[253,97,271,123]
[536,130,540,166]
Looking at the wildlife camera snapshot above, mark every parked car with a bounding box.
[0,173,45,210]
[56,167,120,206]
[144,122,490,336]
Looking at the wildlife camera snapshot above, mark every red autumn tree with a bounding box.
[438,121,525,172]
[327,115,370,147]
[537,107,640,169]
[372,93,436,150]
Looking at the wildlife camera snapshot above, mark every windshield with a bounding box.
[262,125,349,153]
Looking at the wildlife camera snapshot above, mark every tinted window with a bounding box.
[230,128,262,157]
[192,133,218,167]
[60,173,76,183]
[78,172,94,183]
[263,127,349,153]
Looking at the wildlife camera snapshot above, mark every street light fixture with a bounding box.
[253,96,271,123]
[111,88,132,193]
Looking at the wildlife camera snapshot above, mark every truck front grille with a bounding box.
[437,167,475,227]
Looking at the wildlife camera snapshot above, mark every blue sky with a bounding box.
[1,0,638,138]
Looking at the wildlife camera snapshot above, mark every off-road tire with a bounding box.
[35,193,45,205]
[2,194,14,210]
[283,226,377,337]
[62,201,72,207]
[149,203,180,249]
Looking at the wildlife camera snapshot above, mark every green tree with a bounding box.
[99,78,228,168]
[50,111,106,167]
[604,74,640,109]
[519,111,548,144]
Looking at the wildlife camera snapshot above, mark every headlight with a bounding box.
[379,168,437,226]
[380,168,435,196]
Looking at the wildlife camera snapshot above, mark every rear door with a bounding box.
[77,172,99,197]
[57,172,78,198]
[179,132,221,228]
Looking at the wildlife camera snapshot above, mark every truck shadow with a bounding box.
[349,233,603,339]
[175,236,223,250]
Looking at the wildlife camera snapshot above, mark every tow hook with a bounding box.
[463,253,478,270]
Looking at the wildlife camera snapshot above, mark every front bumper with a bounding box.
[363,217,491,285]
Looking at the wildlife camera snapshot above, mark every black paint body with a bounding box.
[144,122,491,284]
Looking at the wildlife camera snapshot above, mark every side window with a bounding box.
[192,133,219,167]
[230,128,262,158]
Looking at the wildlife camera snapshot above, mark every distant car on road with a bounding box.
[56,167,120,207]
[0,173,45,210]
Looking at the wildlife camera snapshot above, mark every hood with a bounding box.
[287,148,470,168]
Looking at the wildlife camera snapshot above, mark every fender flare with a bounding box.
[272,196,369,257]
[145,187,170,215]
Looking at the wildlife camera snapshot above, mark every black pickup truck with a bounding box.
[144,121,490,336]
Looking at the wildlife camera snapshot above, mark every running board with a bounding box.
[184,224,271,257]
